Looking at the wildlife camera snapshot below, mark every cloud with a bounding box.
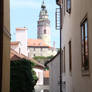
[10,0,41,9]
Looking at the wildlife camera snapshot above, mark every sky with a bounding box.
[10,0,60,48]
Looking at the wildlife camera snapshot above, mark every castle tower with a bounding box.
[37,1,51,46]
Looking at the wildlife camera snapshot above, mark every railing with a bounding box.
[55,8,61,30]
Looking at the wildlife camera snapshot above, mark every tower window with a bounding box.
[44,29,46,34]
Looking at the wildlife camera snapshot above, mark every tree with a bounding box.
[33,55,54,65]
[10,59,38,92]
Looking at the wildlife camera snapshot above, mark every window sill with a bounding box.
[82,69,90,76]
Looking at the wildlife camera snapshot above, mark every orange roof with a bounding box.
[27,39,50,47]
[10,48,23,60]
[10,48,44,68]
[11,41,20,45]
[44,70,49,78]
[16,27,28,31]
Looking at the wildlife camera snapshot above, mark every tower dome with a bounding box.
[41,1,46,9]
[37,1,51,46]
[39,1,48,20]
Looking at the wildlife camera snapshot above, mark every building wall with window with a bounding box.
[16,28,28,56]
[2,0,10,92]
[59,0,92,92]
[28,47,57,58]
[45,53,60,92]
[27,39,57,58]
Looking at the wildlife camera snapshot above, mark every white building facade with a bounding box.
[27,39,57,58]
[16,28,28,56]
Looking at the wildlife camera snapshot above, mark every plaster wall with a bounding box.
[61,0,92,92]
[16,30,28,56]
[2,0,10,92]
[48,54,60,92]
[28,47,57,58]
[33,68,44,85]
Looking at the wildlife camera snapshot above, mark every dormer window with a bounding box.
[66,0,71,14]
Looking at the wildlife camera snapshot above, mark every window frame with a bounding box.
[62,47,66,73]
[80,16,89,76]
[63,47,66,73]
[69,41,72,73]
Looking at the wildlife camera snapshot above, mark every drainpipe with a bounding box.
[59,5,62,92]
[56,2,62,92]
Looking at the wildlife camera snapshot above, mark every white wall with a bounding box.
[16,29,28,56]
[28,47,57,58]
[33,68,44,85]
[11,43,21,54]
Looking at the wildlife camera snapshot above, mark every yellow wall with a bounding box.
[2,0,10,92]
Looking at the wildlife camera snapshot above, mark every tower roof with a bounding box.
[39,1,48,20]
[41,0,46,9]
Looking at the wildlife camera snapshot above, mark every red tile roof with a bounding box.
[27,39,50,47]
[10,48,44,68]
[11,41,20,45]
[16,27,28,31]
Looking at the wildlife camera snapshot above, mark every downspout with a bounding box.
[59,5,62,92]
[56,2,62,92]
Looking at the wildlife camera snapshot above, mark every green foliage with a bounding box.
[33,56,47,60]
[33,55,53,60]
[10,59,38,92]
[44,66,49,70]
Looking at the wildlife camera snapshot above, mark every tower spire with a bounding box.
[41,0,46,9]
[43,0,44,4]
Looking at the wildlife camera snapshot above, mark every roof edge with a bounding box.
[44,51,60,66]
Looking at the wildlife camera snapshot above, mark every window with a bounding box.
[19,48,21,54]
[62,47,66,73]
[41,48,42,51]
[34,54,35,57]
[34,48,35,51]
[44,29,46,34]
[63,47,65,73]
[66,0,71,13]
[81,17,89,74]
[69,41,72,72]
[63,0,65,16]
